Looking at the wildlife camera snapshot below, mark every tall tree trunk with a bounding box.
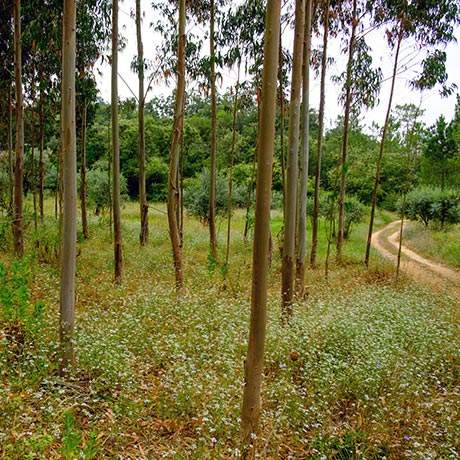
[243,81,261,243]
[107,110,112,232]
[31,101,37,230]
[80,101,89,239]
[278,32,287,219]
[13,0,24,258]
[295,0,313,297]
[281,0,305,317]
[8,86,14,217]
[209,0,218,260]
[136,0,148,246]
[224,62,241,278]
[167,0,186,290]
[240,0,281,452]
[39,83,45,222]
[364,22,403,267]
[59,0,77,372]
[336,0,358,264]
[310,0,329,268]
[112,0,123,284]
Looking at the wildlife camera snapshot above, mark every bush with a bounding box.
[0,260,45,364]
[307,192,366,239]
[402,187,460,229]
[183,168,247,223]
[87,162,128,215]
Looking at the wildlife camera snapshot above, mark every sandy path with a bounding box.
[372,220,460,291]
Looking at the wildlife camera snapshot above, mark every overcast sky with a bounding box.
[95,3,460,130]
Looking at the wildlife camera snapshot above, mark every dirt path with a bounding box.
[372,220,460,292]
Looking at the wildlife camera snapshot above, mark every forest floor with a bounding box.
[372,220,460,294]
[0,201,459,459]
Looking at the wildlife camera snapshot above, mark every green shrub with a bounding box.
[87,163,128,215]
[402,187,460,228]
[0,260,44,364]
[183,168,247,223]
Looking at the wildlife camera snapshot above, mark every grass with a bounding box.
[0,200,459,459]
[403,222,460,269]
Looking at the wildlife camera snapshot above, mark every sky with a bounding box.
[95,3,460,130]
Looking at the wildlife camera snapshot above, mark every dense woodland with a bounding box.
[0,0,459,458]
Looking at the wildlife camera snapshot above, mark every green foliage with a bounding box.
[421,116,459,189]
[402,187,460,228]
[31,218,61,265]
[0,260,44,365]
[87,163,128,214]
[183,168,247,222]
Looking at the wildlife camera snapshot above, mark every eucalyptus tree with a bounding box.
[13,0,24,257]
[241,0,281,452]
[76,0,111,239]
[136,0,148,246]
[335,0,382,263]
[295,0,313,296]
[310,0,330,268]
[112,0,123,284]
[167,0,186,290]
[60,0,77,372]
[281,0,305,316]
[0,1,14,215]
[222,0,267,241]
[364,0,460,266]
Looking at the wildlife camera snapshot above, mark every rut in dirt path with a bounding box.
[371,220,460,290]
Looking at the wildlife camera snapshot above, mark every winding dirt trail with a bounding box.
[372,220,460,293]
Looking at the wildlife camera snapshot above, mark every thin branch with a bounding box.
[118,72,138,101]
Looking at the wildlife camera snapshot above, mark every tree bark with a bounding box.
[13,0,24,258]
[336,0,358,264]
[295,0,313,297]
[209,0,218,260]
[59,0,77,372]
[281,0,305,317]
[112,0,123,284]
[80,101,89,239]
[39,83,45,222]
[224,63,241,277]
[364,22,403,267]
[136,0,148,246]
[310,0,329,268]
[167,0,186,290]
[8,86,14,217]
[278,32,287,219]
[240,0,281,453]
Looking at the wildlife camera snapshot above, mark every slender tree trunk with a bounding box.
[30,67,38,230]
[107,111,112,232]
[31,101,37,230]
[278,31,287,219]
[80,101,89,239]
[281,0,305,317]
[310,0,329,268]
[209,0,218,260]
[39,84,45,222]
[59,0,77,372]
[243,82,261,243]
[8,87,14,217]
[136,0,148,246]
[295,0,313,296]
[13,0,24,258]
[240,0,281,452]
[167,0,186,290]
[336,0,357,264]
[364,22,403,267]
[112,0,123,284]
[224,62,241,276]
